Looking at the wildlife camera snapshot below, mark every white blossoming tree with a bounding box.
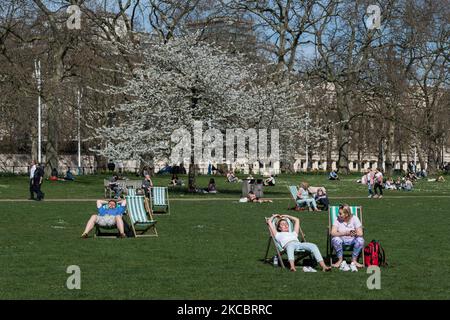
[94,33,327,189]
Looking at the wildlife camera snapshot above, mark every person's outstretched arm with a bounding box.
[96,200,107,209]
[281,214,299,234]
[266,214,279,236]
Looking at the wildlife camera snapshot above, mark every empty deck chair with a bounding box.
[151,187,170,214]
[126,195,158,237]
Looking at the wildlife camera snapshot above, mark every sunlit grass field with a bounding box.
[0,173,449,299]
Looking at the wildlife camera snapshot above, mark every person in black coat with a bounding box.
[33,164,45,201]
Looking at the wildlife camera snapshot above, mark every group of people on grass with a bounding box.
[49,167,75,181]
[266,203,364,272]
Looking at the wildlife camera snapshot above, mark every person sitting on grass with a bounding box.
[205,178,217,193]
[314,188,329,211]
[263,175,276,186]
[226,171,240,183]
[247,191,272,203]
[64,167,75,181]
[395,177,402,190]
[49,167,65,181]
[81,199,127,238]
[266,214,331,272]
[169,174,183,186]
[331,204,364,270]
[385,177,396,190]
[296,182,320,211]
[329,170,340,180]
[403,177,413,191]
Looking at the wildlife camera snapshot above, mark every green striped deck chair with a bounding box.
[287,185,307,210]
[94,203,127,238]
[263,216,313,269]
[151,187,170,214]
[126,195,158,237]
[327,205,364,265]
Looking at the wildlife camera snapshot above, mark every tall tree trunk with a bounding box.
[377,138,384,171]
[44,48,65,177]
[426,140,438,174]
[336,92,350,174]
[398,142,403,174]
[45,101,59,176]
[385,121,395,176]
[326,132,333,172]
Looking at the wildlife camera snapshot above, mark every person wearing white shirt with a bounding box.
[266,214,331,272]
[29,160,37,200]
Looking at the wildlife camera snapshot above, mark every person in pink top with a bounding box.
[373,168,384,199]
[366,169,375,198]
[331,204,365,269]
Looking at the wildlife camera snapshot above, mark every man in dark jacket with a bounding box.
[33,163,45,201]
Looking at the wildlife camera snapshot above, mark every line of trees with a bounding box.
[0,0,449,177]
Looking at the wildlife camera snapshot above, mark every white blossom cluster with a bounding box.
[93,33,326,165]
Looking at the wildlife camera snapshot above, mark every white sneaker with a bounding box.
[368,195,373,198]
[339,261,350,272]
[350,262,358,272]
[302,266,317,273]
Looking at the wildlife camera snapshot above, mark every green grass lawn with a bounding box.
[0,173,449,299]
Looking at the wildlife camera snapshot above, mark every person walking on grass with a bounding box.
[32,163,45,201]
[28,160,37,200]
[373,168,384,199]
[366,169,375,198]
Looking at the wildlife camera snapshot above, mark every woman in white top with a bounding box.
[331,205,365,269]
[266,214,331,272]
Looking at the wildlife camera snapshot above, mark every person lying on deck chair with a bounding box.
[266,214,331,272]
[81,199,127,238]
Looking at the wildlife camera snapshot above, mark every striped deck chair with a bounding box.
[287,186,308,210]
[126,195,158,237]
[327,205,364,265]
[127,188,136,196]
[151,187,170,214]
[263,216,313,269]
[94,202,127,238]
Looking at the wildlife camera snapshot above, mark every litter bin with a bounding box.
[242,179,264,198]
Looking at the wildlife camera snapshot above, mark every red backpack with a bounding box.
[364,240,387,267]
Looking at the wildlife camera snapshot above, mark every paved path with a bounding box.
[1,195,449,202]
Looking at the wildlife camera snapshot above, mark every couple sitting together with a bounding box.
[296,182,329,211]
[267,204,364,272]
